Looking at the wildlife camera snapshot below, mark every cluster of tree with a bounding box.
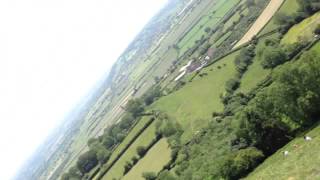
[224,45,255,102]
[234,50,320,155]
[61,98,147,179]
[257,37,307,69]
[142,86,163,106]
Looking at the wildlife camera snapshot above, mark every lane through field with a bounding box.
[233,0,284,48]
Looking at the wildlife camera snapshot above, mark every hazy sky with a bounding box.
[0,0,167,179]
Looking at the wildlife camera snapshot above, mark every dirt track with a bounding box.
[233,0,284,48]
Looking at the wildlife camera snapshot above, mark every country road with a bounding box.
[233,0,284,48]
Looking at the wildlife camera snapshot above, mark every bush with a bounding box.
[157,170,177,180]
[137,146,147,157]
[222,147,264,179]
[261,47,287,69]
[314,24,320,35]
[225,78,240,93]
[124,161,133,174]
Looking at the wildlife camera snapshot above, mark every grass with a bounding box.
[107,116,152,164]
[122,139,172,180]
[150,51,239,142]
[259,0,300,35]
[215,31,232,47]
[245,124,320,180]
[178,0,240,54]
[102,120,158,180]
[281,12,320,44]
[223,12,241,32]
[238,57,270,93]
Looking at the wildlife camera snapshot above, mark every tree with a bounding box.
[119,113,134,130]
[204,27,211,33]
[137,146,147,157]
[102,135,115,149]
[96,148,111,164]
[142,172,157,180]
[125,99,145,117]
[76,150,98,174]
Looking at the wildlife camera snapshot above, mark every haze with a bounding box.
[0,0,167,179]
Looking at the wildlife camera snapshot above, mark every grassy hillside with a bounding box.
[245,124,320,180]
[282,12,320,44]
[150,51,239,142]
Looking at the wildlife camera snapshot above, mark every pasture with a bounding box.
[150,51,239,142]
[102,120,158,180]
[281,12,320,44]
[245,124,320,180]
[123,139,172,180]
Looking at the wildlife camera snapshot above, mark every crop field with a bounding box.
[102,120,158,180]
[150,51,239,142]
[123,139,172,180]
[259,0,300,35]
[281,12,320,44]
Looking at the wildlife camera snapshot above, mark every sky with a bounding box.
[0,0,168,179]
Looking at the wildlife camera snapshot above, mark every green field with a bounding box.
[150,51,239,142]
[238,57,270,93]
[259,0,300,35]
[123,139,172,180]
[178,0,240,54]
[245,124,320,180]
[282,12,320,44]
[223,12,241,32]
[102,121,158,180]
[107,116,152,164]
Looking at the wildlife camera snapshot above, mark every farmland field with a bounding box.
[122,139,172,180]
[102,120,158,180]
[150,51,239,142]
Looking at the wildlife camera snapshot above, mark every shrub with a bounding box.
[261,47,287,69]
[225,78,240,93]
[142,172,157,180]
